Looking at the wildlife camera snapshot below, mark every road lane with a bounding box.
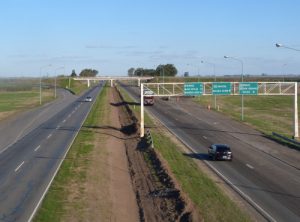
[121,84,300,222]
[0,83,103,221]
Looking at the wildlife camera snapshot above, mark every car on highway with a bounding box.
[208,144,232,161]
[84,96,92,102]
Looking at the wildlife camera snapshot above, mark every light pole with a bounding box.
[275,43,300,52]
[224,56,244,121]
[201,60,217,108]
[275,43,299,138]
[54,66,64,98]
[39,64,52,105]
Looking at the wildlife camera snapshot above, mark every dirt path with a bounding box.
[112,87,195,222]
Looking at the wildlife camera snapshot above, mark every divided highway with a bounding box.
[0,83,103,221]
[121,84,300,222]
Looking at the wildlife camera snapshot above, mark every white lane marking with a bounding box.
[246,164,254,169]
[34,145,41,152]
[203,136,207,139]
[140,104,277,222]
[15,161,25,172]
[213,122,218,125]
[47,134,52,139]
[28,86,103,222]
[68,114,71,118]
[56,125,60,129]
[62,119,66,123]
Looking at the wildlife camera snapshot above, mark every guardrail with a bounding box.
[272,132,300,146]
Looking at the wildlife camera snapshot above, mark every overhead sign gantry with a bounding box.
[140,82,298,138]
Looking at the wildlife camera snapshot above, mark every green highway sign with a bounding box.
[212,82,232,95]
[239,82,258,95]
[184,82,203,96]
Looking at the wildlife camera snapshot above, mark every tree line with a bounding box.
[70,69,98,77]
[128,64,177,77]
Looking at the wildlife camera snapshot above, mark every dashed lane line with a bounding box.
[15,161,25,172]
[34,145,41,152]
[47,134,52,139]
[246,164,254,169]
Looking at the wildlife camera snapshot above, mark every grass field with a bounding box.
[57,77,90,95]
[33,85,107,222]
[0,90,54,120]
[118,86,251,221]
[194,95,295,137]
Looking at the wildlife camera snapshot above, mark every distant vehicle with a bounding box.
[208,144,232,161]
[143,88,154,105]
[144,95,154,105]
[84,96,92,102]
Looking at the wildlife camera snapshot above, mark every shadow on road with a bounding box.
[183,153,210,161]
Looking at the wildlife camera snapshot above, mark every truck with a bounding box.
[143,89,155,105]
[144,95,154,105]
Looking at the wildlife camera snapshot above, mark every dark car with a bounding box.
[208,144,233,161]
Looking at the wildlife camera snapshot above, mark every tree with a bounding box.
[156,64,177,77]
[79,69,98,77]
[70,69,77,77]
[184,72,189,77]
[128,67,135,76]
[134,68,143,76]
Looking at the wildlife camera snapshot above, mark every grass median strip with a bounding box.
[118,86,251,221]
[33,85,108,222]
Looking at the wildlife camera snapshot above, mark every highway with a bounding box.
[121,83,300,222]
[0,83,103,222]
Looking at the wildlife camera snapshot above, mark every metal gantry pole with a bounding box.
[141,83,145,137]
[294,82,299,138]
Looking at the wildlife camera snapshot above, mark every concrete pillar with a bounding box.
[110,79,113,87]
[87,79,90,87]
[138,78,141,87]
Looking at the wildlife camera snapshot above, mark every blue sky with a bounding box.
[0,0,299,77]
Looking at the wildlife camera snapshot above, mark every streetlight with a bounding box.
[276,42,299,138]
[224,56,244,121]
[201,60,217,108]
[54,66,64,98]
[39,64,52,105]
[275,43,300,52]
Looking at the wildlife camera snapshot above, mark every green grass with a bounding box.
[57,77,91,95]
[118,86,251,221]
[33,85,108,222]
[194,95,294,137]
[0,92,38,112]
[0,90,54,114]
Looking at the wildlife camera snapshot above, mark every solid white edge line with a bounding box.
[122,86,277,222]
[15,161,25,172]
[47,134,52,139]
[28,86,103,222]
[154,112,277,222]
[34,145,41,152]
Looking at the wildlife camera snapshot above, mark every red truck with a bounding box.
[143,89,155,105]
[144,95,154,105]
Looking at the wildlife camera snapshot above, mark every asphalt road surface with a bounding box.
[0,83,103,222]
[121,83,300,222]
